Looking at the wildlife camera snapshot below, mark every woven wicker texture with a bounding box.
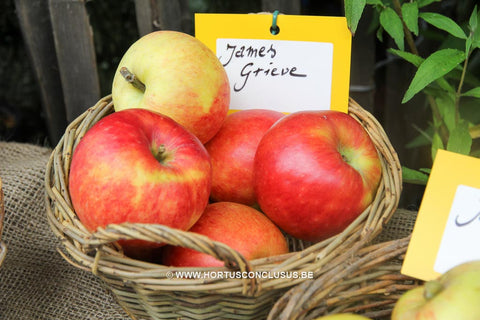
[44,95,402,320]
[0,141,414,319]
[268,209,421,320]
[0,141,130,319]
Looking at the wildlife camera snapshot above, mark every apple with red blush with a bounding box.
[162,201,289,267]
[205,109,284,206]
[68,108,212,255]
[254,110,382,242]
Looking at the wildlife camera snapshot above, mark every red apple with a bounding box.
[162,202,289,267]
[254,110,382,242]
[111,30,230,143]
[204,109,284,206]
[68,108,212,252]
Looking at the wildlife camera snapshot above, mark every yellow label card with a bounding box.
[402,150,480,281]
[195,13,351,113]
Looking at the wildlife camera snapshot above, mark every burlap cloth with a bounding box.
[0,141,418,319]
[0,142,129,319]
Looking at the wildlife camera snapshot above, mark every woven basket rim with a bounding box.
[44,95,402,317]
[267,235,420,320]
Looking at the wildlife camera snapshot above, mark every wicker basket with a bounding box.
[267,236,422,320]
[0,177,6,267]
[45,95,402,320]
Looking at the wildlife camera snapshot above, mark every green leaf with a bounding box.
[462,87,480,98]
[402,2,419,36]
[435,94,456,133]
[376,24,384,42]
[406,134,431,148]
[419,12,467,39]
[431,132,444,162]
[389,49,456,94]
[474,39,480,50]
[380,7,404,50]
[469,5,478,32]
[366,0,383,5]
[447,121,472,155]
[406,125,432,148]
[419,168,431,174]
[409,123,434,147]
[388,48,424,66]
[344,0,366,35]
[402,49,466,103]
[367,10,380,34]
[417,0,441,8]
[436,77,456,94]
[466,36,473,54]
[402,166,429,185]
[468,6,479,52]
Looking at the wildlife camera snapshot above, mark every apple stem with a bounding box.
[423,280,443,301]
[120,67,146,92]
[152,144,171,164]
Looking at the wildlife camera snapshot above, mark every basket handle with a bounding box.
[87,222,251,270]
[85,222,260,295]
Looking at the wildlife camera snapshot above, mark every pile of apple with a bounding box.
[68,30,382,266]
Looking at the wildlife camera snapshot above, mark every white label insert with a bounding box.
[434,184,480,273]
[216,38,334,112]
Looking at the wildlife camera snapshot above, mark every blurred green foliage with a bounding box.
[344,0,480,185]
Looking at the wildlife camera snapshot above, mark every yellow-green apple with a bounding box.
[313,314,372,320]
[68,108,212,254]
[111,30,230,143]
[204,109,284,206]
[162,201,289,267]
[392,260,480,320]
[254,110,382,242]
